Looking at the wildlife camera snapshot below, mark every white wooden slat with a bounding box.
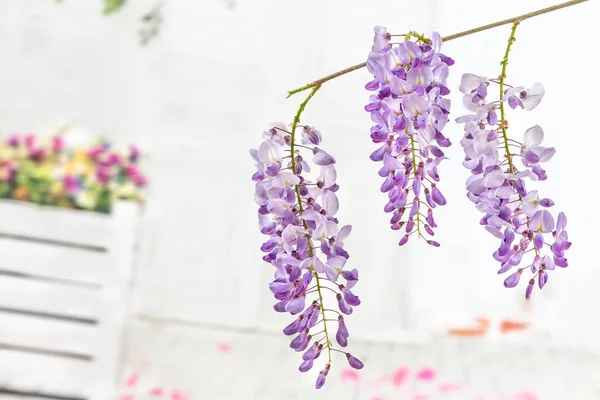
[0,201,138,399]
[93,202,139,387]
[0,349,93,398]
[0,275,102,320]
[0,239,111,286]
[0,200,115,248]
[0,312,97,356]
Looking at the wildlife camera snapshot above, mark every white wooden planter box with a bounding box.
[0,199,139,400]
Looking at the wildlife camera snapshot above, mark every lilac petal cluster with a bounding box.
[250,123,364,388]
[365,27,454,247]
[456,74,571,299]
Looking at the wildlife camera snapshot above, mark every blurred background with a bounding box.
[0,0,599,399]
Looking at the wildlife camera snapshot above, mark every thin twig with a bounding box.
[287,0,589,98]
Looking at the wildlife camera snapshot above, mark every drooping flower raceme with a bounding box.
[250,123,363,388]
[365,27,454,247]
[456,74,571,299]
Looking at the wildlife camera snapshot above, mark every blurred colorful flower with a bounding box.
[0,132,147,213]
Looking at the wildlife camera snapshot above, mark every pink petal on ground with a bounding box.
[514,392,539,400]
[391,366,409,388]
[438,382,462,392]
[149,387,165,396]
[369,374,387,387]
[119,395,134,400]
[413,394,430,400]
[415,367,436,381]
[171,390,191,400]
[340,368,360,385]
[370,397,385,400]
[125,373,138,387]
[216,342,232,353]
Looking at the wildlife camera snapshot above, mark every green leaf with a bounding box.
[103,0,126,15]
[0,183,12,198]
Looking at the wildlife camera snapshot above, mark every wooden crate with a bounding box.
[0,200,138,400]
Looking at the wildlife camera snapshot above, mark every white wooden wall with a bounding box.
[0,200,138,400]
[0,0,599,359]
[0,0,437,344]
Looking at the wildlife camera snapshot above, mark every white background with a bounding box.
[0,0,598,355]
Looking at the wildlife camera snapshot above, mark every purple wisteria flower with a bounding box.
[365,27,453,246]
[250,123,363,388]
[456,74,571,299]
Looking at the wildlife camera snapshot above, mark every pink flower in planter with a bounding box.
[63,174,80,195]
[6,133,19,147]
[130,145,141,162]
[87,146,105,160]
[125,164,148,187]
[124,164,139,177]
[132,172,147,187]
[95,165,112,184]
[25,133,36,148]
[52,136,65,152]
[28,147,47,162]
[0,162,16,182]
[109,152,122,166]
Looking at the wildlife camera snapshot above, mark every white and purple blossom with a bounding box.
[456,74,571,299]
[251,123,363,388]
[365,28,453,246]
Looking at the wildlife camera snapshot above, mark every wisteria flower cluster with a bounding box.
[365,27,454,247]
[0,132,147,213]
[250,122,364,388]
[456,74,571,298]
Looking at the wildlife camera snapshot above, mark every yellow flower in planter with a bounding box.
[50,181,64,197]
[113,181,137,199]
[16,146,28,160]
[0,146,13,161]
[75,190,96,210]
[74,150,89,163]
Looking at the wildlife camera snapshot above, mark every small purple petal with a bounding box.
[534,233,544,250]
[398,235,409,246]
[299,359,314,373]
[302,342,320,361]
[539,198,554,207]
[315,372,326,389]
[525,279,534,300]
[431,184,447,205]
[538,271,548,289]
[337,293,353,315]
[346,353,364,370]
[344,289,361,306]
[283,316,303,336]
[504,269,522,288]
